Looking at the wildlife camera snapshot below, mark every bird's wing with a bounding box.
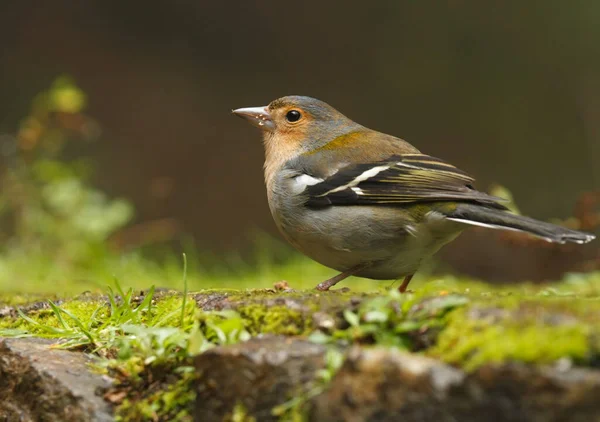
[303,154,507,209]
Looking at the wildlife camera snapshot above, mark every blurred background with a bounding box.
[0,1,598,292]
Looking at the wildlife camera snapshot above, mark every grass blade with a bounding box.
[180,253,188,327]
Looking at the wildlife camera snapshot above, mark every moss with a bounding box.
[228,402,257,422]
[220,288,380,337]
[0,291,195,333]
[223,288,368,305]
[0,318,18,331]
[150,295,190,326]
[430,296,600,371]
[282,406,309,422]
[0,298,109,333]
[303,275,600,371]
[202,288,377,337]
[115,369,196,422]
[0,293,58,307]
[238,304,310,336]
[2,277,600,421]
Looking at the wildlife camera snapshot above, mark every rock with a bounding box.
[311,346,600,422]
[0,337,113,422]
[192,289,370,317]
[193,337,600,422]
[192,289,373,336]
[194,336,326,422]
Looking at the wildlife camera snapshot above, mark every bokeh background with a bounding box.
[1,1,598,289]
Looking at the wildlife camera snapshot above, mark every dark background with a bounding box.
[1,1,598,254]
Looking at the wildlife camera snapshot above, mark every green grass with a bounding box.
[0,244,393,297]
[8,232,588,299]
[0,272,253,421]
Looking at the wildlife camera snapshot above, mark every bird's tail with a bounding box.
[446,203,596,244]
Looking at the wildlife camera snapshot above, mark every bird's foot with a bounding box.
[314,263,370,291]
[315,278,337,291]
[398,274,414,293]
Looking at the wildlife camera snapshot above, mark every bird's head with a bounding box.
[233,96,362,155]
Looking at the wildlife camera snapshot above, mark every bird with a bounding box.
[232,96,596,292]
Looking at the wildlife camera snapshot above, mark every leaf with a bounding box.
[408,294,469,319]
[363,310,388,323]
[394,320,423,333]
[307,331,331,344]
[343,310,360,327]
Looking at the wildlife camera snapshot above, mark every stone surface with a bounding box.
[193,337,600,422]
[0,337,113,422]
[193,289,367,315]
[312,347,600,422]
[194,336,326,422]
[3,287,600,421]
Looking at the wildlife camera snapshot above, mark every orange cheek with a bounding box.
[274,123,309,149]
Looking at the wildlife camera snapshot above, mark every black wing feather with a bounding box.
[305,154,507,209]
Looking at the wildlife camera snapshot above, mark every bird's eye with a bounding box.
[285,110,302,122]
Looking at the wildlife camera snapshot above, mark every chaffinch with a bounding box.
[233,96,595,292]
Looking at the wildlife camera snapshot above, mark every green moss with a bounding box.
[150,295,189,326]
[226,287,373,303]
[0,298,108,333]
[211,288,377,337]
[238,304,310,336]
[0,293,58,307]
[223,289,355,306]
[431,297,600,371]
[115,369,196,422]
[2,276,600,421]
[0,291,195,334]
[229,402,257,422]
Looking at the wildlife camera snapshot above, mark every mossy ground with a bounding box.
[1,270,600,420]
[431,295,600,370]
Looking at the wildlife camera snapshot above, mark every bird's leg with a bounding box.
[315,263,370,291]
[398,274,414,293]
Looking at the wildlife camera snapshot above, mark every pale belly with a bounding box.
[271,202,464,280]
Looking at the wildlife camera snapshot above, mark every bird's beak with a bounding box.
[232,106,275,131]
